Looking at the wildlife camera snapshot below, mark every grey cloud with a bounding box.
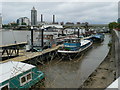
[2,2,118,24]
[0,3,2,13]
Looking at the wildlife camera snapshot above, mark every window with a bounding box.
[1,85,8,90]
[20,72,32,86]
[0,84,9,90]
[27,73,32,81]
[21,77,26,83]
[73,40,75,43]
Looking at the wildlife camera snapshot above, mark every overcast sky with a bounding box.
[1,2,118,24]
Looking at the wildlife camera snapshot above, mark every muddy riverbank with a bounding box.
[80,33,116,88]
[37,34,111,88]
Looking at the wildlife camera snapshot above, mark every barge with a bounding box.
[0,61,45,89]
[58,38,93,59]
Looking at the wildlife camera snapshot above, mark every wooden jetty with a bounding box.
[0,45,60,63]
[0,42,27,48]
[0,42,27,60]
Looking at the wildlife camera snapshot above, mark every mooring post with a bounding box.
[74,27,76,35]
[78,27,80,38]
[62,29,64,36]
[31,26,34,51]
[41,28,44,48]
[85,22,89,31]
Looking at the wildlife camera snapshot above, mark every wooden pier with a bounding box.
[0,42,27,48]
[0,42,27,60]
[0,45,60,63]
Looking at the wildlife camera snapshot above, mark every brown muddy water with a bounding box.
[38,34,111,88]
[0,30,111,88]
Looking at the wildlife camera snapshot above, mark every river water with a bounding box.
[0,29,86,46]
[38,34,111,88]
[0,30,50,46]
[0,30,31,45]
[0,30,111,88]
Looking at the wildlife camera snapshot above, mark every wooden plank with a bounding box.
[0,42,27,48]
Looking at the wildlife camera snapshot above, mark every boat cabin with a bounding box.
[60,38,81,51]
[64,38,81,47]
[0,61,45,89]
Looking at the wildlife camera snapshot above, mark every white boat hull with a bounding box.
[58,41,93,54]
[57,41,93,59]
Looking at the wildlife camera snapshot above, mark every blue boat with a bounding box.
[85,33,105,42]
[0,61,45,89]
[58,38,93,59]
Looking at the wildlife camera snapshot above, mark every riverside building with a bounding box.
[17,17,30,26]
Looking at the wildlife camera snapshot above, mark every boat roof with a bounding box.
[92,35,101,38]
[81,40,91,46]
[0,61,35,83]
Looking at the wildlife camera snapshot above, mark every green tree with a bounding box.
[2,24,10,29]
[11,23,18,27]
[117,23,120,29]
[108,22,118,30]
[21,23,27,25]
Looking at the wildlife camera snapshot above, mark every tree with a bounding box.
[108,22,118,30]
[117,23,120,29]
[21,23,27,25]
[11,23,18,27]
[2,24,11,29]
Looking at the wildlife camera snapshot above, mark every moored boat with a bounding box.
[0,61,45,89]
[57,38,93,59]
[85,33,105,42]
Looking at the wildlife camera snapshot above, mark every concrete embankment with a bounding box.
[80,33,116,88]
[114,30,120,78]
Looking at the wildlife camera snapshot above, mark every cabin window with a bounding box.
[1,85,8,90]
[73,40,76,43]
[77,39,79,43]
[68,39,71,43]
[21,77,26,83]
[20,72,32,86]
[27,73,32,80]
[64,40,68,43]
[1,84,9,90]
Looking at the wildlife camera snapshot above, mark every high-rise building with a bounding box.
[53,15,55,24]
[41,14,43,22]
[17,17,30,25]
[31,7,37,26]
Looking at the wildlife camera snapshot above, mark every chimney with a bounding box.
[41,14,43,22]
[53,15,55,24]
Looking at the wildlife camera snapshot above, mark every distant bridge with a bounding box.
[63,24,108,28]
